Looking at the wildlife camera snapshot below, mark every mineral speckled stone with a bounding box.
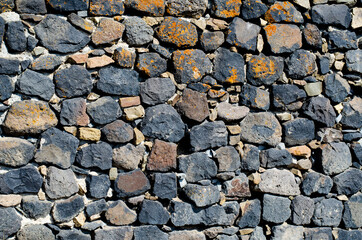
[47,0,89,12]
[215,146,241,172]
[240,84,270,110]
[327,30,357,50]
[21,195,52,219]
[265,1,303,23]
[189,121,228,151]
[241,0,267,20]
[212,0,241,18]
[68,13,95,33]
[302,171,333,196]
[223,174,251,197]
[237,199,261,228]
[147,139,177,171]
[113,143,145,170]
[30,54,62,71]
[52,195,85,223]
[114,169,151,197]
[87,174,111,199]
[87,96,122,125]
[183,184,220,207]
[285,49,316,79]
[262,194,291,224]
[264,24,302,54]
[333,168,362,196]
[246,54,283,86]
[16,224,55,240]
[153,173,177,200]
[216,102,249,122]
[138,199,170,224]
[257,168,300,196]
[178,152,217,182]
[226,17,260,51]
[312,198,343,227]
[176,88,209,122]
[345,49,362,74]
[213,47,245,84]
[320,142,352,175]
[283,118,315,146]
[123,16,154,46]
[76,141,112,170]
[85,199,108,217]
[0,137,35,167]
[140,77,175,105]
[241,144,260,171]
[136,52,167,78]
[44,166,78,199]
[113,47,136,68]
[302,96,336,127]
[200,30,224,52]
[343,192,362,228]
[90,0,125,16]
[311,4,351,28]
[303,23,322,48]
[0,207,22,239]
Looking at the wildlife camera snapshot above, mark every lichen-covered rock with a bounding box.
[176,88,209,122]
[60,98,89,126]
[44,166,78,199]
[265,1,303,23]
[114,169,151,197]
[285,49,316,79]
[3,100,58,136]
[333,168,362,196]
[34,14,89,53]
[241,0,267,20]
[0,137,35,167]
[156,17,198,47]
[262,194,291,224]
[90,0,125,16]
[257,168,300,196]
[113,47,136,68]
[246,54,283,86]
[125,0,165,16]
[5,21,26,52]
[140,77,175,105]
[184,184,220,207]
[320,142,351,175]
[213,47,245,84]
[312,198,343,227]
[190,121,228,151]
[166,0,207,18]
[30,54,62,71]
[153,173,177,199]
[240,84,270,110]
[226,17,260,51]
[264,24,302,54]
[138,200,170,224]
[303,23,322,48]
[291,195,315,225]
[92,18,124,45]
[178,152,217,182]
[123,16,153,46]
[302,172,333,196]
[136,53,167,77]
[147,139,177,171]
[47,0,89,12]
[212,0,242,18]
[200,30,224,52]
[311,4,351,28]
[302,96,336,127]
[52,195,84,222]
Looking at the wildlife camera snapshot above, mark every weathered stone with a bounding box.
[333,168,362,196]
[184,184,220,207]
[17,70,54,101]
[140,77,175,106]
[153,172,177,199]
[312,198,343,227]
[345,49,362,74]
[68,53,88,64]
[79,127,101,141]
[92,18,124,45]
[246,54,283,86]
[87,97,121,125]
[200,30,224,52]
[119,96,141,108]
[226,17,260,51]
[0,137,34,167]
[320,142,351,175]
[265,1,303,23]
[35,128,79,169]
[54,65,92,98]
[125,0,165,16]
[303,23,322,48]
[264,24,302,54]
[1,165,42,194]
[170,201,203,226]
[105,200,137,225]
[136,53,167,77]
[237,199,261,228]
[202,201,240,226]
[271,224,304,240]
[334,229,362,240]
[57,229,90,240]
[3,100,58,136]
[327,30,357,50]
[140,104,185,142]
[123,105,145,121]
[16,0,47,14]
[304,228,333,240]
[291,195,314,225]
[113,47,136,68]
[250,226,266,240]
[178,152,217,182]
[67,13,95,33]
[343,192,362,228]
[240,84,270,110]
[147,139,177,171]
[123,16,153,46]
[34,14,89,53]
[85,199,108,217]
[190,121,228,151]
[52,195,85,222]
[260,148,292,168]
[87,174,110,199]
[0,194,21,207]
[47,0,88,12]
[150,43,171,59]
[213,47,245,84]
[139,199,170,224]
[283,118,315,146]
[30,55,62,71]
[22,195,52,219]
[113,143,145,170]
[0,75,13,100]
[216,102,249,122]
[257,168,300,196]
[286,50,316,79]
[215,146,240,172]
[173,49,212,84]
[60,98,89,126]
[86,55,114,68]
[241,0,267,19]
[114,169,150,197]
[17,224,54,240]
[0,58,21,74]
[97,66,140,96]
[44,166,78,199]
[101,121,133,145]
[0,0,14,13]
[5,21,26,52]
[240,112,282,146]
[302,96,336,127]
[223,174,251,197]
[302,172,333,196]
[176,88,209,122]
[311,4,351,28]
[304,82,323,97]
[262,194,291,223]
[94,226,133,240]
[324,74,350,103]
[169,230,206,240]
[166,0,206,18]
[0,207,21,239]
[134,225,168,240]
[340,96,362,129]
[212,0,241,18]
[90,0,125,16]
[156,17,198,47]
[240,144,259,171]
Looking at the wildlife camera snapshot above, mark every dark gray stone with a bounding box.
[250,226,266,240]
[271,224,304,240]
[246,54,283,86]
[153,173,177,200]
[85,199,108,217]
[304,228,333,240]
[311,4,351,28]
[138,200,170,225]
[166,0,207,18]
[67,13,94,33]
[237,199,261,228]
[52,195,85,223]
[0,75,13,100]
[178,152,217,183]
[44,166,78,199]
[97,66,140,96]
[226,17,260,51]
[262,194,291,224]
[170,200,204,226]
[285,49,316,79]
[123,16,153,46]
[318,55,330,75]
[0,17,4,48]
[241,144,260,171]
[291,195,315,225]
[0,58,21,74]
[86,174,111,199]
[215,146,241,172]
[283,118,315,146]
[101,120,134,144]
[0,207,22,239]
[312,198,343,227]
[134,225,168,240]
[343,192,362,228]
[303,96,336,127]
[324,74,350,103]
[241,0,267,19]
[60,98,89,126]
[302,172,333,196]
[94,226,133,240]
[34,14,90,53]
[202,201,240,226]
[333,168,362,196]
[260,148,293,168]
[140,78,175,105]
[200,30,224,52]
[140,104,185,143]
[5,21,26,52]
[334,229,362,240]
[351,143,362,165]
[76,141,113,170]
[16,0,47,14]
[35,128,79,169]
[150,44,171,59]
[54,65,92,98]
[183,184,220,207]
[213,47,245,84]
[320,142,351,175]
[30,55,62,71]
[87,97,122,125]
[17,224,54,240]
[340,97,362,129]
[345,49,362,74]
[57,229,90,240]
[189,121,228,151]
[22,195,52,219]
[0,137,35,167]
[2,165,42,193]
[47,0,89,12]
[272,84,306,110]
[240,84,270,110]
[137,53,167,78]
[327,30,357,50]
[17,69,54,101]
[223,174,251,197]
[27,35,38,51]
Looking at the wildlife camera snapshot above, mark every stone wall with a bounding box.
[0,0,361,239]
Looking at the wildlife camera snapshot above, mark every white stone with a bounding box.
[293,0,310,9]
[0,12,20,23]
[352,8,362,29]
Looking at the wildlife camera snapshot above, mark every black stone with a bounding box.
[86,174,111,199]
[333,168,362,196]
[0,75,14,100]
[87,96,122,125]
[101,120,134,144]
[334,229,362,240]
[272,84,306,110]
[302,172,333,196]
[150,44,171,59]
[85,199,108,217]
[240,84,270,110]
[343,192,362,228]
[27,35,38,51]
[311,4,351,28]
[351,143,362,165]
[241,0,267,19]
[60,97,88,126]
[76,141,113,170]
[283,118,315,146]
[137,53,167,78]
[133,225,168,240]
[327,30,357,50]
[0,58,21,74]
[123,16,154,46]
[324,74,350,103]
[57,229,91,240]
[0,207,22,239]
[153,173,177,200]
[213,47,245,84]
[260,148,293,168]
[22,195,52,219]
[16,0,47,14]
[237,199,261,228]
[47,0,89,12]
[2,165,43,193]
[302,96,336,127]
[241,144,260,171]
[291,195,315,225]
[183,184,220,207]
[318,55,330,75]
[262,194,291,224]
[304,228,333,240]
[17,224,55,240]
[30,55,62,71]
[52,195,85,223]
[140,78,175,105]
[138,200,170,225]
[285,49,316,79]
[5,21,27,52]
[312,198,343,227]
[340,97,362,129]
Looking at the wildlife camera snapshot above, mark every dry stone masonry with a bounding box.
[0,0,361,239]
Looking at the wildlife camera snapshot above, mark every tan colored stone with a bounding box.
[109,167,118,181]
[92,18,125,45]
[105,200,137,225]
[133,128,145,145]
[287,145,311,158]
[169,230,206,240]
[276,112,293,121]
[123,105,145,121]
[352,8,362,29]
[297,159,312,170]
[0,194,22,207]
[64,126,77,136]
[291,168,302,177]
[78,127,101,141]
[38,189,46,200]
[38,165,47,176]
[86,55,114,68]
[87,92,101,101]
[337,195,348,201]
[248,172,261,185]
[68,53,88,64]
[264,24,302,54]
[304,82,323,96]
[73,212,86,227]
[239,229,254,235]
[229,135,241,145]
[119,96,141,108]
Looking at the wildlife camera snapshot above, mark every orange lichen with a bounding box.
[264,24,277,37]
[225,67,239,84]
[157,17,197,47]
[126,0,165,16]
[250,57,276,79]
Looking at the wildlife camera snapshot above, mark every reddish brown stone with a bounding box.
[90,0,125,16]
[156,17,198,48]
[92,19,125,45]
[303,23,322,48]
[176,88,209,122]
[86,55,115,68]
[223,174,251,197]
[212,0,242,19]
[105,200,137,225]
[113,47,136,68]
[119,96,141,108]
[114,169,151,197]
[147,139,177,171]
[68,53,88,64]
[264,23,302,54]
[125,0,165,16]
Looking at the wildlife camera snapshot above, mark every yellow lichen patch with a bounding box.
[126,0,165,16]
[215,0,241,18]
[264,24,277,37]
[250,57,276,79]
[225,67,239,84]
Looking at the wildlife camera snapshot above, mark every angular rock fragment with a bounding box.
[76,142,112,170]
[240,144,260,171]
[16,0,47,14]
[265,1,303,23]
[291,195,315,225]
[87,97,121,125]
[246,54,283,86]
[327,30,357,50]
[105,200,137,225]
[114,169,150,197]
[302,96,336,127]
[0,58,21,75]
[343,192,362,228]
[183,184,220,207]
[283,118,315,146]
[302,172,333,196]
[0,75,14,100]
[85,199,108,217]
[190,121,228,151]
[216,102,249,122]
[213,47,245,84]
[237,199,261,228]
[169,230,206,240]
[138,200,170,225]
[136,52,167,78]
[94,226,133,240]
[324,74,350,103]
[87,174,110,199]
[257,168,300,196]
[340,96,362,129]
[52,195,85,222]
[90,0,125,16]
[170,201,203,226]
[212,0,241,18]
[200,31,224,52]
[320,142,351,175]
[60,98,89,126]
[333,168,362,196]
[286,49,316,79]
[311,4,351,28]
[166,0,207,18]
[44,166,78,199]
[303,23,322,48]
[125,0,165,16]
[240,84,270,110]
[312,198,343,227]
[178,152,217,182]
[101,120,134,144]
[333,229,362,240]
[0,137,35,167]
[30,55,62,71]
[241,0,267,20]
[21,195,52,219]
[176,88,209,122]
[113,47,136,68]
[133,225,168,240]
[223,174,251,197]
[345,49,362,74]
[140,77,175,105]
[304,228,333,240]
[215,146,240,172]
[47,0,88,12]
[67,13,95,33]
[123,16,153,46]
[226,17,260,51]
[113,143,145,170]
[264,24,302,54]
[260,148,292,168]
[92,19,124,45]
[262,194,291,224]
[17,224,54,240]
[57,229,90,240]
[5,21,26,52]
[147,139,177,171]
[271,224,304,240]
[153,173,177,200]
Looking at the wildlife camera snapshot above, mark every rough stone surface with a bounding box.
[90,0,124,16]
[30,55,62,71]
[153,173,177,200]
[0,75,14,100]
[303,23,322,48]
[138,199,170,224]
[212,0,241,18]
[114,169,151,197]
[16,224,54,240]
[184,184,220,207]
[200,30,224,52]
[333,168,362,196]
[320,142,352,176]
[213,47,245,84]
[262,194,291,224]
[105,200,137,225]
[260,148,292,168]
[264,24,302,54]
[283,118,315,146]
[57,229,90,240]
[52,195,85,222]
[16,0,47,14]
[60,98,89,126]
[92,18,124,45]
[340,96,362,129]
[343,192,362,228]
[21,195,52,219]
[223,174,251,197]
[190,121,228,151]
[304,228,333,240]
[94,226,133,240]
[265,1,303,23]
[241,0,267,20]
[125,0,165,16]
[312,198,343,227]
[178,152,217,182]
[327,30,357,50]
[136,52,167,78]
[246,54,283,86]
[0,137,35,167]
[87,97,121,125]
[176,88,209,122]
[226,17,260,51]
[113,143,145,170]
[302,172,333,196]
[0,58,21,75]
[133,225,168,240]
[124,16,154,46]
[76,141,112,170]
[271,224,304,240]
[302,97,336,127]
[44,166,78,199]
[5,21,26,52]
[166,0,207,18]
[324,74,350,103]
[291,195,315,225]
[217,102,249,122]
[237,199,261,228]
[257,168,300,196]
[140,77,175,105]
[345,49,362,74]
[0,207,22,239]
[147,139,177,171]
[311,4,351,28]
[87,174,111,199]
[286,49,316,79]
[240,84,270,110]
[215,146,240,172]
[101,120,134,144]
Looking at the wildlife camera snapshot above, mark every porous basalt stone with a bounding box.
[176,88,209,122]
[114,169,151,197]
[0,137,35,167]
[246,54,283,86]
